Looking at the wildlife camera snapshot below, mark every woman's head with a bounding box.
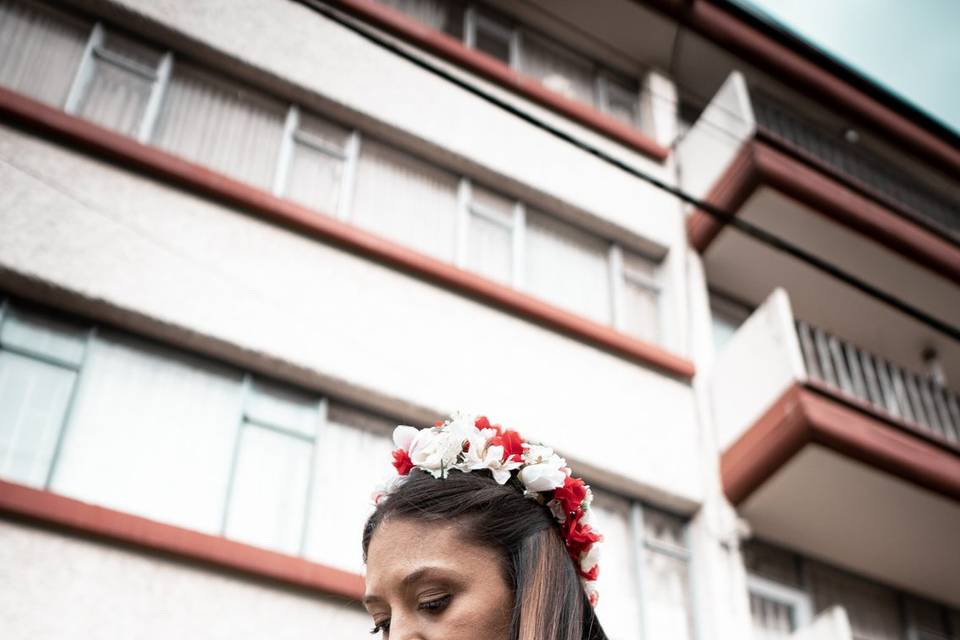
[362,469,607,640]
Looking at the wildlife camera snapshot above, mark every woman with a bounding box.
[362,413,608,640]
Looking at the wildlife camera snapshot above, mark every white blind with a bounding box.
[379,0,460,35]
[621,251,660,343]
[467,185,514,284]
[224,423,313,555]
[303,404,394,573]
[51,332,243,534]
[591,492,643,640]
[152,65,285,190]
[285,112,350,213]
[76,31,162,136]
[519,33,595,104]
[0,0,88,107]
[352,139,459,262]
[525,210,611,323]
[642,509,694,640]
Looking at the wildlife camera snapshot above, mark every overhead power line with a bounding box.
[297,0,960,343]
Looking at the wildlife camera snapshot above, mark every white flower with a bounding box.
[518,459,567,492]
[393,425,420,452]
[579,541,600,575]
[462,429,521,484]
[444,411,478,444]
[409,428,463,478]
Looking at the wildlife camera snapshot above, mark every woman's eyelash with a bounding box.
[369,620,389,635]
[418,594,452,612]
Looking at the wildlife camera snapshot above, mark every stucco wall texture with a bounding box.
[0,520,368,639]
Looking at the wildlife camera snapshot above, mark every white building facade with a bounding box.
[0,0,957,638]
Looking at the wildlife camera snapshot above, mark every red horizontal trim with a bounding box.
[686,140,960,283]
[325,0,670,162]
[642,0,960,177]
[0,87,694,379]
[721,384,960,505]
[0,480,365,601]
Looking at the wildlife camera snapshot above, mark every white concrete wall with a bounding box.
[80,0,683,253]
[0,519,369,640]
[0,123,703,507]
[677,71,755,202]
[710,288,806,452]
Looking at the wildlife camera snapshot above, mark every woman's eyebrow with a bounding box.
[401,566,452,587]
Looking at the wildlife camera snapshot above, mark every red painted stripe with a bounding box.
[0,87,695,379]
[325,0,670,161]
[720,384,960,505]
[0,480,366,601]
[685,140,960,283]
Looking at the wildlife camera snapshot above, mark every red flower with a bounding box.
[490,429,524,463]
[553,476,588,515]
[563,513,601,558]
[475,415,502,436]
[579,564,599,581]
[392,449,414,476]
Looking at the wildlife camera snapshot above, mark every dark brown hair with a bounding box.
[362,469,607,640]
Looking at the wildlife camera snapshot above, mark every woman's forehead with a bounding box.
[364,519,499,589]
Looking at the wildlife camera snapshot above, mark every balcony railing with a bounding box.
[795,320,960,446]
[752,93,960,241]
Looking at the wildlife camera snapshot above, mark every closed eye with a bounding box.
[418,594,452,613]
[369,619,390,635]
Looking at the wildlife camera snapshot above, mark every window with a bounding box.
[466,7,515,65]
[352,139,460,262]
[619,250,661,343]
[0,0,88,107]
[303,403,393,573]
[641,508,695,640]
[518,32,595,104]
[462,182,518,285]
[379,0,464,39]
[0,303,87,487]
[588,490,695,640]
[710,291,753,352]
[0,296,400,572]
[599,74,640,127]
[223,380,321,555]
[69,27,168,138]
[748,575,813,640]
[51,331,243,534]
[152,64,286,190]
[276,107,355,216]
[525,210,611,324]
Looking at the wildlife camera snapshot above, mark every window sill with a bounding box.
[0,479,366,602]
[323,0,671,162]
[0,86,694,380]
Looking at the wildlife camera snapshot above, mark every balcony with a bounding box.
[711,289,960,608]
[752,92,960,242]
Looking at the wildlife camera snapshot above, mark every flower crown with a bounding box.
[382,412,602,606]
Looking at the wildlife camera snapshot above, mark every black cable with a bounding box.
[297,0,960,342]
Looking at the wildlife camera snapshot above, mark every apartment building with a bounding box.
[0,0,956,638]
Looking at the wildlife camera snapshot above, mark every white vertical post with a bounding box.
[512,202,526,290]
[463,5,476,48]
[63,22,103,114]
[138,51,173,143]
[337,130,361,221]
[272,105,300,197]
[631,503,649,640]
[455,178,471,269]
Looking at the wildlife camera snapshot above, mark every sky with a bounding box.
[732,0,960,136]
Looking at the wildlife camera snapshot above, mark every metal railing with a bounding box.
[795,320,960,446]
[752,93,960,241]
